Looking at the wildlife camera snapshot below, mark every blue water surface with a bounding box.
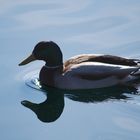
[1,0,140,140]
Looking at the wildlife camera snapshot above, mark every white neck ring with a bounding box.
[44,65,63,69]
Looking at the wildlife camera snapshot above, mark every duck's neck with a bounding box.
[39,65,63,87]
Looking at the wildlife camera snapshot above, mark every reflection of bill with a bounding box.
[21,84,139,123]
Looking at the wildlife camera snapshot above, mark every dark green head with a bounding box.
[19,41,63,67]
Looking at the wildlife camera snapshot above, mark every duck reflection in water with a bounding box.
[21,87,64,123]
[21,82,140,123]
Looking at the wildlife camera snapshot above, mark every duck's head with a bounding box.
[19,41,63,67]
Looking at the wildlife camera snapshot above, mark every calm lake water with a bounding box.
[1,0,140,140]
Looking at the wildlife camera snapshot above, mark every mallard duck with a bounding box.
[19,41,140,89]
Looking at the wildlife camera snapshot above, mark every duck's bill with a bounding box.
[19,54,36,66]
[21,100,33,107]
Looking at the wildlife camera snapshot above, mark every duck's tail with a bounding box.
[134,58,140,65]
[122,67,140,84]
[131,66,140,76]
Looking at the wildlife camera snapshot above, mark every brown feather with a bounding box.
[64,54,139,73]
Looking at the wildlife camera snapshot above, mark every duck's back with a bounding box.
[64,54,138,72]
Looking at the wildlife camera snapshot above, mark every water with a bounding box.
[1,0,140,140]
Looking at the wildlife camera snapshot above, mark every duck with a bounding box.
[19,41,140,90]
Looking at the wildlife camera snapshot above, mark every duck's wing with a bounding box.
[64,54,139,72]
[88,55,139,66]
[64,62,139,80]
